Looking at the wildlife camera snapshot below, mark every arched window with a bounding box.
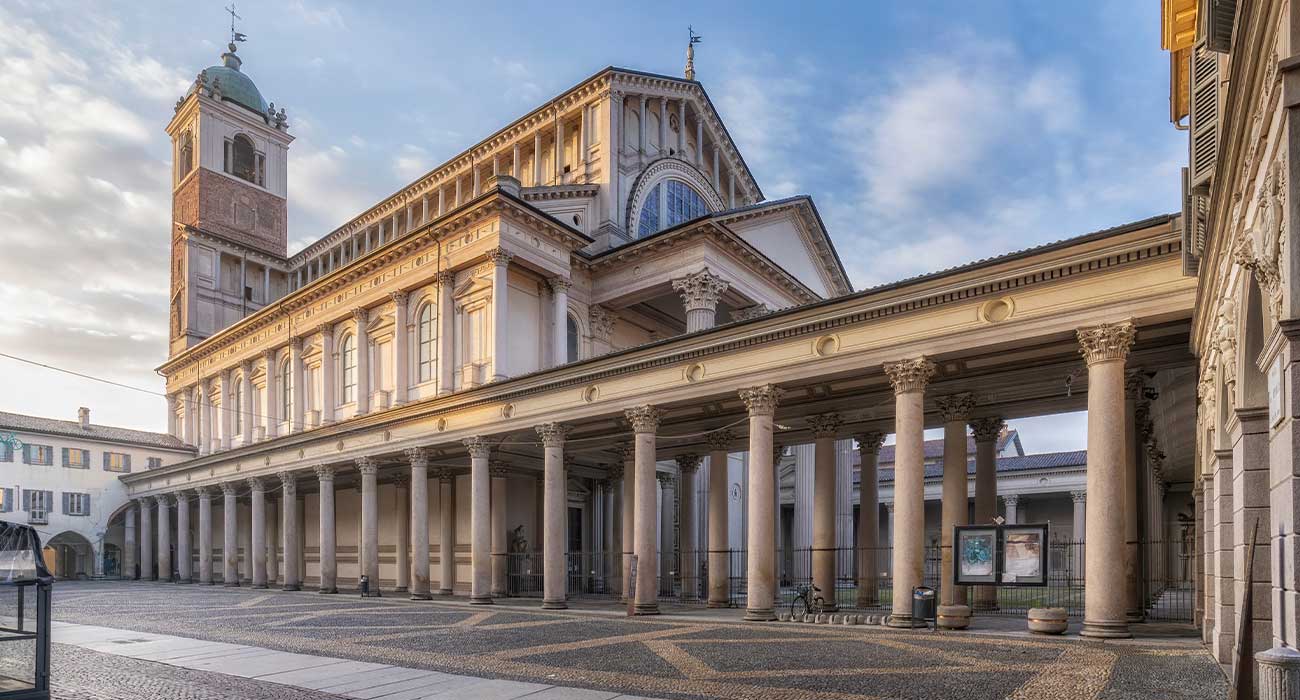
[566,314,580,363]
[279,358,291,420]
[224,134,264,186]
[232,377,243,433]
[636,179,710,238]
[177,131,194,182]
[341,334,357,404]
[417,303,434,383]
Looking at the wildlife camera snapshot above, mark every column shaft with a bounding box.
[467,440,493,603]
[250,480,267,588]
[628,407,662,615]
[439,473,456,595]
[124,506,137,579]
[855,434,884,607]
[540,424,569,608]
[938,397,973,608]
[740,386,779,621]
[679,461,699,600]
[176,494,191,583]
[316,467,338,593]
[396,479,411,592]
[884,358,934,627]
[409,450,431,599]
[222,486,238,586]
[198,491,212,584]
[491,469,509,597]
[156,497,171,582]
[281,475,300,591]
[358,459,379,592]
[970,419,1002,610]
[707,444,730,607]
[621,448,636,602]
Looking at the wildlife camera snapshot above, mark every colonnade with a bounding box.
[130,321,1138,635]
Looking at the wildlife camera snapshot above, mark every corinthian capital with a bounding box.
[548,277,572,294]
[854,431,886,455]
[355,457,378,476]
[675,454,701,473]
[671,268,729,313]
[434,270,456,288]
[1076,320,1136,366]
[969,416,1005,443]
[405,447,429,469]
[738,384,781,416]
[463,436,491,459]
[705,428,736,452]
[535,422,571,448]
[935,392,976,423]
[884,357,936,394]
[351,306,369,324]
[624,405,664,434]
[313,464,335,482]
[806,413,842,439]
[485,247,514,266]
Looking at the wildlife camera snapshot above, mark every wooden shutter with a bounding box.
[1188,40,1219,191]
[61,493,69,515]
[21,444,29,464]
[1204,0,1237,53]
[103,452,110,470]
[0,442,10,462]
[124,454,132,472]
[44,491,53,511]
[61,447,69,467]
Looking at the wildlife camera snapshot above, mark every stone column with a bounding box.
[220,483,238,586]
[608,465,624,595]
[671,268,729,333]
[407,448,431,599]
[487,248,513,382]
[1002,495,1020,525]
[315,465,338,594]
[620,443,636,602]
[391,291,410,406]
[438,469,456,595]
[626,405,663,615]
[490,464,509,597]
[969,417,1003,609]
[1078,320,1135,639]
[279,472,300,591]
[808,413,843,611]
[549,277,571,367]
[356,457,379,592]
[1213,448,1235,662]
[937,393,974,608]
[319,325,335,425]
[392,475,410,592]
[353,308,371,415]
[739,385,781,621]
[155,495,171,582]
[1071,490,1087,541]
[248,477,267,588]
[240,360,254,444]
[1124,372,1144,622]
[197,487,212,584]
[138,498,154,580]
[657,471,676,589]
[537,423,570,609]
[436,270,456,395]
[706,431,733,607]
[465,437,493,604]
[855,432,885,607]
[263,349,278,439]
[677,455,700,600]
[290,336,305,432]
[199,385,212,455]
[124,503,137,579]
[176,491,191,583]
[884,357,936,628]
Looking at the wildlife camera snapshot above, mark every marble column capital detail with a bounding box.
[463,436,492,459]
[218,482,238,496]
[547,277,572,294]
[624,405,664,434]
[173,491,189,504]
[405,447,429,469]
[239,358,254,374]
[535,422,571,448]
[1071,490,1087,503]
[1002,494,1020,506]
[262,347,278,363]
[806,412,842,439]
[738,384,781,416]
[434,270,456,288]
[489,464,510,479]
[884,501,895,513]
[671,267,729,313]
[485,246,514,267]
[618,442,636,462]
[706,428,736,451]
[355,456,378,475]
[389,290,408,306]
[1124,370,1147,399]
[854,431,886,455]
[152,494,169,507]
[969,416,1006,443]
[438,469,456,483]
[773,445,786,464]
[391,474,409,489]
[935,392,976,423]
[589,305,616,339]
[675,454,701,473]
[656,471,676,487]
[313,464,335,482]
[1076,320,1136,366]
[278,471,297,495]
[194,485,213,499]
[884,357,937,394]
[246,477,266,492]
[289,335,303,352]
[351,306,369,324]
[606,463,624,480]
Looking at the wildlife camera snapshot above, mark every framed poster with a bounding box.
[954,527,998,585]
[1001,525,1048,586]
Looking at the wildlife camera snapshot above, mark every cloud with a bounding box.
[492,57,542,104]
[713,53,816,198]
[288,0,346,29]
[393,144,430,180]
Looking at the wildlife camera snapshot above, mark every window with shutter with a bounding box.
[1188,40,1219,191]
[0,488,11,513]
[62,492,70,515]
[1204,0,1237,53]
[0,442,10,462]
[21,444,29,464]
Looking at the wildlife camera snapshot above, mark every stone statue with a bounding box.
[509,524,528,554]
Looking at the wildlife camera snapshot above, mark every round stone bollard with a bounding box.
[803,613,815,623]
[936,604,972,630]
[778,613,790,622]
[864,615,877,625]
[829,614,841,624]
[1027,607,1068,635]
[1257,645,1300,700]
[843,615,856,626]
[815,613,827,624]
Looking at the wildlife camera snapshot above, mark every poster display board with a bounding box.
[952,523,1049,587]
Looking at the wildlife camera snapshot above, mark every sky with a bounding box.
[0,1,1183,452]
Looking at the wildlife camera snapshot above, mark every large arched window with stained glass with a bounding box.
[636,179,711,238]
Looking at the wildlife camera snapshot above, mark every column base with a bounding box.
[634,603,661,616]
[283,585,301,592]
[318,587,338,595]
[469,595,495,605]
[394,586,408,593]
[410,592,433,601]
[970,601,999,611]
[437,588,454,596]
[1125,611,1146,623]
[253,584,268,590]
[707,600,729,609]
[1080,618,1131,639]
[223,582,239,588]
[1256,645,1300,700]
[743,607,775,621]
[491,589,507,598]
[177,579,192,584]
[541,599,568,610]
[886,614,927,628]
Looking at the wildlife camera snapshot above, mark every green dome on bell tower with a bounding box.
[198,43,268,115]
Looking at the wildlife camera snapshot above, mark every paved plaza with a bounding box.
[39,581,1225,700]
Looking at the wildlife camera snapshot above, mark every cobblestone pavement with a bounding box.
[49,581,1226,700]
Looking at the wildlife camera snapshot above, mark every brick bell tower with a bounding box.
[165,39,293,356]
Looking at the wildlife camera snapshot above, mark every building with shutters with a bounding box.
[0,408,193,579]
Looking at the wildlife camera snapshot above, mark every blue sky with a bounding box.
[0,1,1182,449]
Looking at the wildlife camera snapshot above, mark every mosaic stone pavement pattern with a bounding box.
[48,581,1227,700]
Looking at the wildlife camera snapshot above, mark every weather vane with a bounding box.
[685,26,702,81]
[226,3,247,46]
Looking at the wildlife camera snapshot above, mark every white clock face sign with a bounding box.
[729,483,741,502]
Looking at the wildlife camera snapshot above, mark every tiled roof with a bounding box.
[0,411,193,452]
[876,450,1087,483]
[865,430,1021,465]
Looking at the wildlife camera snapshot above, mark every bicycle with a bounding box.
[789,582,825,620]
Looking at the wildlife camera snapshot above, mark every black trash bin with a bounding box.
[911,586,936,625]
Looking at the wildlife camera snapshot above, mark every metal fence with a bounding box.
[503,538,1192,623]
